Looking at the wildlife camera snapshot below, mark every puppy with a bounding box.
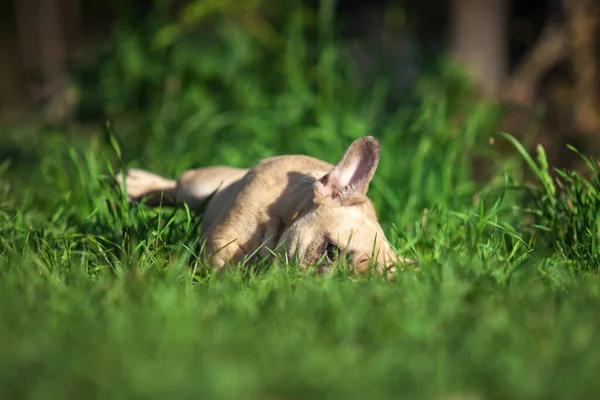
[116,136,413,275]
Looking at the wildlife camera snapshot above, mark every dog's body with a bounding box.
[117,136,412,274]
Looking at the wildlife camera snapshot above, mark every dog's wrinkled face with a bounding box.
[278,136,402,275]
[280,202,400,274]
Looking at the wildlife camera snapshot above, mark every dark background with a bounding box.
[1,0,598,171]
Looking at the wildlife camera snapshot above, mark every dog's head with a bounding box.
[278,136,409,275]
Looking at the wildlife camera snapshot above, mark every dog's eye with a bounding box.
[324,242,339,261]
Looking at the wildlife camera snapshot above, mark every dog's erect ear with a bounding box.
[314,136,380,203]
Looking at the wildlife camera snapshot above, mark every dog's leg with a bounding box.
[202,234,249,272]
[117,166,248,210]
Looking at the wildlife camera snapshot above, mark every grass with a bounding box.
[2,3,600,399]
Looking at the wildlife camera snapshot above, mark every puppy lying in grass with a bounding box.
[117,136,413,276]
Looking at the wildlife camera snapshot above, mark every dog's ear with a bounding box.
[314,136,380,204]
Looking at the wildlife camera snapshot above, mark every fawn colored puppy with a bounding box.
[116,136,413,275]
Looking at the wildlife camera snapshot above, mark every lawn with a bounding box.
[1,5,600,399]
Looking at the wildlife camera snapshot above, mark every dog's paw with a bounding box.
[115,168,173,202]
[399,256,419,272]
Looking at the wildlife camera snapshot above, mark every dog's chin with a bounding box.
[277,222,314,265]
[277,240,326,274]
[283,246,324,273]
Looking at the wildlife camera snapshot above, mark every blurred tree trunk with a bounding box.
[450,0,509,97]
[13,0,81,122]
[15,0,66,102]
[503,23,568,107]
[562,0,600,136]
[0,2,28,120]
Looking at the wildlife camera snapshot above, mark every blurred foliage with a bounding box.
[62,0,497,217]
